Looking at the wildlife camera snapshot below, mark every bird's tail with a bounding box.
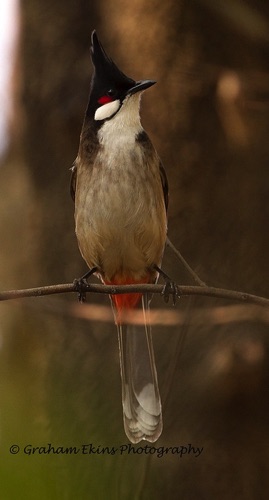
[116,295,162,443]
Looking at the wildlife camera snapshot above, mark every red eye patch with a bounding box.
[98,95,114,105]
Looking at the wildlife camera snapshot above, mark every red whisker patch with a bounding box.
[98,95,114,105]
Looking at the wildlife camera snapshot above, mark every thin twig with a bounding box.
[166,237,207,286]
[0,282,269,307]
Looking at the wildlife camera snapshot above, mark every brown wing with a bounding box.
[136,130,169,212]
[70,163,77,202]
[159,161,169,212]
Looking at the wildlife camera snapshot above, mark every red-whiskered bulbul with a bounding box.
[71,31,168,443]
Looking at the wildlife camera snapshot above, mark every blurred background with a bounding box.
[1,0,269,498]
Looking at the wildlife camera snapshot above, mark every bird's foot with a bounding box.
[154,265,179,305]
[73,267,97,303]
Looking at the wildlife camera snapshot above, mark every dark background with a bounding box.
[1,0,269,498]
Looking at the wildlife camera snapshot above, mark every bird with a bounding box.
[71,30,168,443]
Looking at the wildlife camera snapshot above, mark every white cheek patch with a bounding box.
[94,99,121,121]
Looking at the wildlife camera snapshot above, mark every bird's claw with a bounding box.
[73,278,88,303]
[161,280,179,305]
[73,267,97,303]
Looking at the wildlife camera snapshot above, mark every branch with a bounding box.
[0,282,269,308]
[166,237,206,287]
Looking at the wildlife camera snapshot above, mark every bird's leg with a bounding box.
[153,265,178,305]
[73,267,98,303]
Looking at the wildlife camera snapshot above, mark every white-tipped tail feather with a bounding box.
[117,296,162,443]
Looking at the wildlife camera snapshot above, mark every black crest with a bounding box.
[86,31,156,121]
[90,31,135,92]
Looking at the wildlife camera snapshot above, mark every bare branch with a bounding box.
[166,237,207,287]
[0,282,269,308]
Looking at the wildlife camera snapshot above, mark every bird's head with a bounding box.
[87,31,156,123]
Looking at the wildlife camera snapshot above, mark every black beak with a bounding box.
[128,79,156,96]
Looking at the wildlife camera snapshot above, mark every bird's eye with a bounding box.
[107,89,116,97]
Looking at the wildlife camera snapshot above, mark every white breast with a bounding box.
[98,94,143,150]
